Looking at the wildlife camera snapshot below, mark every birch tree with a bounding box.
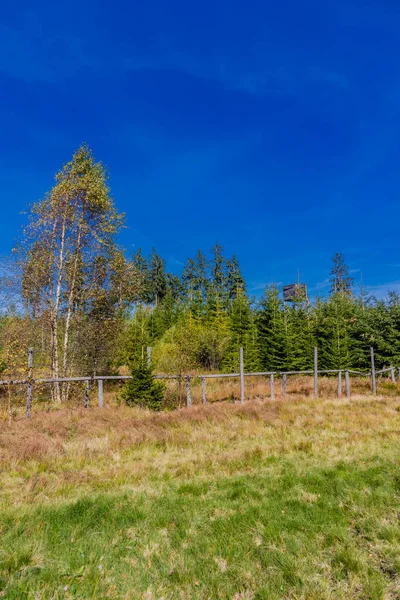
[18,144,132,402]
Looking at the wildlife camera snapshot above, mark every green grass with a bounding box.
[1,397,400,599]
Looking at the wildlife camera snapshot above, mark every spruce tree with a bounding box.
[148,248,167,305]
[315,294,355,369]
[182,257,196,301]
[257,285,286,371]
[223,287,252,372]
[330,253,353,295]
[123,305,152,366]
[243,315,261,372]
[386,291,400,366]
[132,248,152,303]
[193,250,209,300]
[166,273,185,302]
[182,250,209,319]
[359,298,397,368]
[121,360,165,410]
[349,296,374,369]
[226,255,246,302]
[284,303,314,370]
[205,286,229,332]
[150,288,180,341]
[210,242,227,307]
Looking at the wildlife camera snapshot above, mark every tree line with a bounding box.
[0,145,399,399]
[123,249,400,374]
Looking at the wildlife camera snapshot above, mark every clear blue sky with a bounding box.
[1,0,400,298]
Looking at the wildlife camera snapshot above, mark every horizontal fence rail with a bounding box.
[0,346,399,418]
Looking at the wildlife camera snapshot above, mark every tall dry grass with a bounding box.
[1,392,400,598]
[1,391,398,471]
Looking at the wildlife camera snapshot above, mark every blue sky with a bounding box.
[1,0,400,298]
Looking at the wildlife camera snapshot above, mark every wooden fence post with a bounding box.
[147,346,152,368]
[314,347,318,398]
[270,373,275,400]
[282,373,287,398]
[84,379,90,409]
[345,371,350,398]
[185,376,192,408]
[26,347,33,418]
[370,347,376,395]
[337,371,342,398]
[240,347,245,404]
[98,379,104,408]
[201,377,207,405]
[391,367,395,383]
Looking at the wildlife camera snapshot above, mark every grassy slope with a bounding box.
[0,397,400,599]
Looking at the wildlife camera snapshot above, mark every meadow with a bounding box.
[0,389,400,599]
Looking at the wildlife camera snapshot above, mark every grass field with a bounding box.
[1,394,400,599]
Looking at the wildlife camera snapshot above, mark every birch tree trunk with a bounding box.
[61,227,82,402]
[51,218,66,403]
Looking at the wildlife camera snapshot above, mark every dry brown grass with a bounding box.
[2,391,400,598]
[0,400,279,463]
[1,392,399,481]
[0,373,396,421]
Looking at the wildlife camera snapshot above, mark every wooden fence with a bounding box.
[1,346,399,418]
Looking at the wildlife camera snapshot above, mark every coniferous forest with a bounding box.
[1,145,399,383]
[120,246,400,374]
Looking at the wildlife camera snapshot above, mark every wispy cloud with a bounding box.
[249,281,282,292]
[309,279,400,301]
[167,256,185,268]
[364,281,400,300]
[313,278,330,291]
